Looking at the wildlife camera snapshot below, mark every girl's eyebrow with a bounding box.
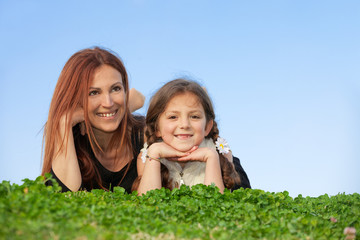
[164,110,203,114]
[164,110,179,114]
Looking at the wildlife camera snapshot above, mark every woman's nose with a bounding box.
[101,93,113,107]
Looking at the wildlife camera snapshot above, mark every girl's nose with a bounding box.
[179,117,190,129]
[102,93,113,107]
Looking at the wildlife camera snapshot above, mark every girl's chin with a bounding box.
[174,145,195,153]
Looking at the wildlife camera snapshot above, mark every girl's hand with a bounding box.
[179,147,224,193]
[177,147,218,163]
[146,142,197,161]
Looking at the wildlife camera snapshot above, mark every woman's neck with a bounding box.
[91,127,132,172]
[92,127,114,151]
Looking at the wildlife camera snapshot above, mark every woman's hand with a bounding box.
[59,106,85,135]
[71,107,85,127]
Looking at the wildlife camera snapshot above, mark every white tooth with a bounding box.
[99,112,115,117]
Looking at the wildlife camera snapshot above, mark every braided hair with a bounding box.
[133,79,240,191]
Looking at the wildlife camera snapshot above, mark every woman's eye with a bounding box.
[112,86,122,92]
[89,90,98,96]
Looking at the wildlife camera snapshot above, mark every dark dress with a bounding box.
[49,155,251,192]
[47,117,250,192]
[46,117,144,193]
[49,155,138,193]
[232,156,251,190]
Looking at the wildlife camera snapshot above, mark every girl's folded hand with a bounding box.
[177,147,218,163]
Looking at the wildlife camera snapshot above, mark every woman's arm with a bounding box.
[51,109,84,192]
[128,88,145,112]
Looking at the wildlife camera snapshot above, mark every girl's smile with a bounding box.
[175,134,193,140]
[156,92,213,152]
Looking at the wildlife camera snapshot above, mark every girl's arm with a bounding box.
[204,150,225,193]
[136,152,162,195]
[137,142,191,195]
[179,148,225,192]
[51,108,84,192]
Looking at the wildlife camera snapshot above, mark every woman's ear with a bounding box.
[205,119,213,136]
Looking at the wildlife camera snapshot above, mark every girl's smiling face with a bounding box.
[87,64,126,135]
[156,92,213,152]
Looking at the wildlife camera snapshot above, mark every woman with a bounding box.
[42,47,145,193]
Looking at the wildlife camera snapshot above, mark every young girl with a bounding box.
[136,79,240,194]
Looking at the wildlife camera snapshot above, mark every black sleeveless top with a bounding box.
[48,116,144,193]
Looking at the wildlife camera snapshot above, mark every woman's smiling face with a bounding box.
[156,92,213,152]
[87,64,126,135]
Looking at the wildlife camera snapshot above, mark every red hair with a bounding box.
[42,47,141,189]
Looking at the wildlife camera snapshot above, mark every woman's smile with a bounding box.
[96,109,118,118]
[88,65,126,134]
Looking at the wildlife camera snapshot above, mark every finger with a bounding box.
[188,146,198,153]
[80,122,86,136]
[177,156,191,161]
[159,150,189,160]
[178,148,210,162]
[71,107,85,126]
[177,154,203,162]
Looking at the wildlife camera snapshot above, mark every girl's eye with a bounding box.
[191,115,201,119]
[89,90,99,96]
[168,115,177,120]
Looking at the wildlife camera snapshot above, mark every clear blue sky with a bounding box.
[0,1,359,197]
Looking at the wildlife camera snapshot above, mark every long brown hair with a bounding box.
[145,79,240,189]
[42,47,143,189]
